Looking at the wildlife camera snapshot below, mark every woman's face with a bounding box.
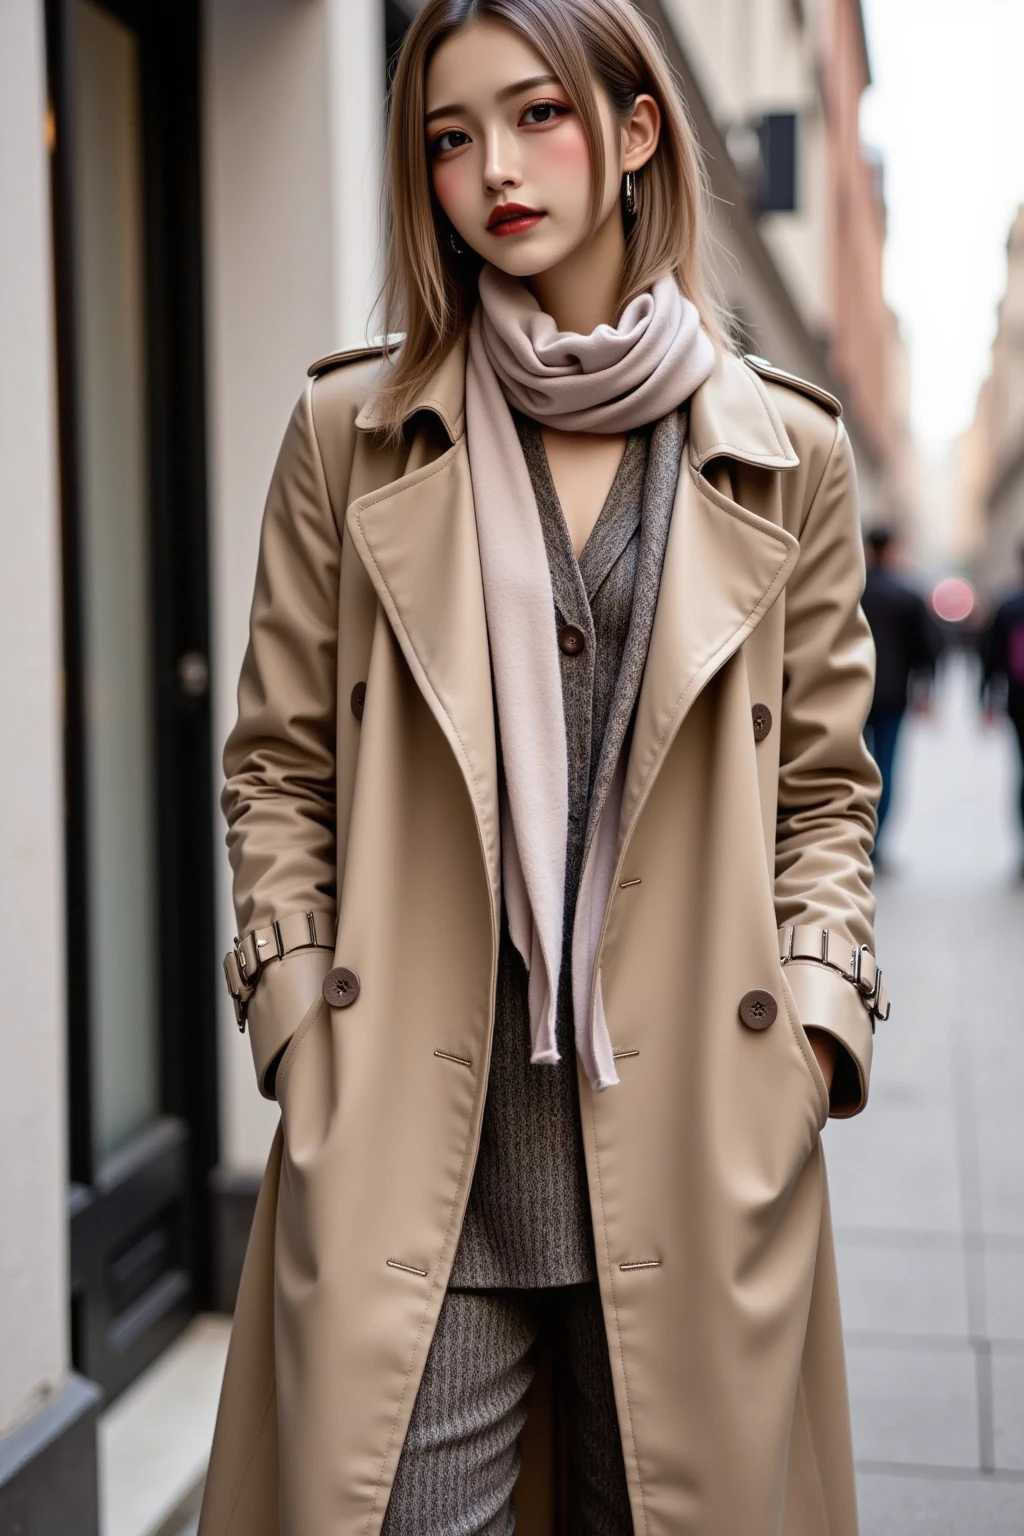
[424,19,624,278]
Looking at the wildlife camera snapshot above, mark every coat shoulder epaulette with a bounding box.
[307,334,404,380]
[742,354,842,419]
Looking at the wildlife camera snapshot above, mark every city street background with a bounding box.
[4,0,1024,1531]
[830,653,1024,1531]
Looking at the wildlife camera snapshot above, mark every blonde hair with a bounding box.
[371,0,731,442]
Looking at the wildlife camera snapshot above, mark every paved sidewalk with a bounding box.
[826,654,1024,1533]
[99,1314,229,1536]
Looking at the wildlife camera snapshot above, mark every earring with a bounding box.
[449,229,465,257]
[624,169,637,218]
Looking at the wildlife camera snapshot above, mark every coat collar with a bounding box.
[354,330,799,473]
[354,338,467,443]
[345,329,802,936]
[687,348,800,472]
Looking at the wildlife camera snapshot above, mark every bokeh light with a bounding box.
[930,576,976,624]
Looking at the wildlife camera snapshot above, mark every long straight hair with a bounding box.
[371,0,731,441]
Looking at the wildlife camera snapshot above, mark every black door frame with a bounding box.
[45,0,219,1401]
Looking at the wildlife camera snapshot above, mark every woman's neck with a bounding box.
[525,206,627,334]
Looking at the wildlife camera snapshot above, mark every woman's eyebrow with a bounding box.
[425,74,560,123]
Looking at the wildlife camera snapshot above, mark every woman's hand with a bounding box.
[805,1027,837,1099]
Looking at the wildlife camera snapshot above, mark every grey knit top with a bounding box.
[448,407,686,1289]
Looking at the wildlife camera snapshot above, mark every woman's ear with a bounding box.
[622,93,661,174]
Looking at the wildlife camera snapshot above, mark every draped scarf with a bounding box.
[465,263,715,1088]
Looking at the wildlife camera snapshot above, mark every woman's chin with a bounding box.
[481,235,577,280]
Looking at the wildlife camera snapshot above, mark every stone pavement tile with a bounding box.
[985,1250,1024,1342]
[977,1118,1024,1239]
[873,892,965,1002]
[836,1239,970,1339]
[870,936,961,1052]
[826,1097,962,1235]
[166,1519,199,1536]
[99,1314,229,1536]
[856,1471,1024,1536]
[869,1015,956,1108]
[971,957,1024,1103]
[993,1350,1024,1472]
[974,1037,1024,1114]
[883,664,1020,891]
[845,1342,978,1469]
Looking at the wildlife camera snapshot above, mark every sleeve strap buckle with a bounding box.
[222,909,335,1032]
[778,925,891,1030]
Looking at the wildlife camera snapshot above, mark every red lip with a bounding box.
[487,202,543,230]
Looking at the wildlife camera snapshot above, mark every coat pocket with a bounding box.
[779,968,830,1132]
[274,990,338,1168]
[275,990,327,1111]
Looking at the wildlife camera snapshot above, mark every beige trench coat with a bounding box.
[198,338,882,1536]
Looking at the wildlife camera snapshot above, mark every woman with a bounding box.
[200,1,887,1532]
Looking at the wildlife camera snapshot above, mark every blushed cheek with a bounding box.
[531,126,591,214]
[546,127,590,169]
[431,162,464,222]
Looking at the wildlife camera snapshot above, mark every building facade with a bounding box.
[665,0,833,339]
[964,208,1024,597]
[821,0,890,468]
[0,0,895,1527]
[667,0,895,515]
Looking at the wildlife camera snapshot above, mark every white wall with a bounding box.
[326,0,386,350]
[204,0,384,1172]
[0,0,70,1436]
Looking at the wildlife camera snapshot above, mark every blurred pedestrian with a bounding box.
[980,541,1024,867]
[861,526,938,862]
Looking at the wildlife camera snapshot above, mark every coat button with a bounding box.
[751,703,772,742]
[738,989,777,1030]
[558,624,585,656]
[351,682,366,721]
[323,967,360,1008]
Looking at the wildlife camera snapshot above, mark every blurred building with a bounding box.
[822,0,890,471]
[963,207,1024,598]
[662,0,832,337]
[0,0,897,1527]
[883,308,919,528]
[662,0,903,517]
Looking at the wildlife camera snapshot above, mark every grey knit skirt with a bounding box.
[380,1282,633,1535]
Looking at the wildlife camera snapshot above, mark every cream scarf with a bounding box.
[465,263,715,1089]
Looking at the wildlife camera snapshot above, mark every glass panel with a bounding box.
[73,0,159,1160]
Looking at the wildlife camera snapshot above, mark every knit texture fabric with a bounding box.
[450,407,684,1289]
[465,266,714,1087]
[380,1282,632,1535]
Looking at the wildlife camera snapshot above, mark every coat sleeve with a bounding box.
[775,418,882,1117]
[222,383,341,1097]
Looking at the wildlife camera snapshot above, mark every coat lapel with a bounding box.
[346,343,501,911]
[345,341,802,906]
[621,351,801,839]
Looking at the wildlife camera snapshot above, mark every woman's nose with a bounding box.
[483,127,522,193]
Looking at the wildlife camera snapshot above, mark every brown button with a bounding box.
[739,989,777,1030]
[752,703,773,742]
[558,624,585,656]
[323,967,360,1008]
[351,682,366,721]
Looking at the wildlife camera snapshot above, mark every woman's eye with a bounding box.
[521,100,571,126]
[431,128,470,155]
